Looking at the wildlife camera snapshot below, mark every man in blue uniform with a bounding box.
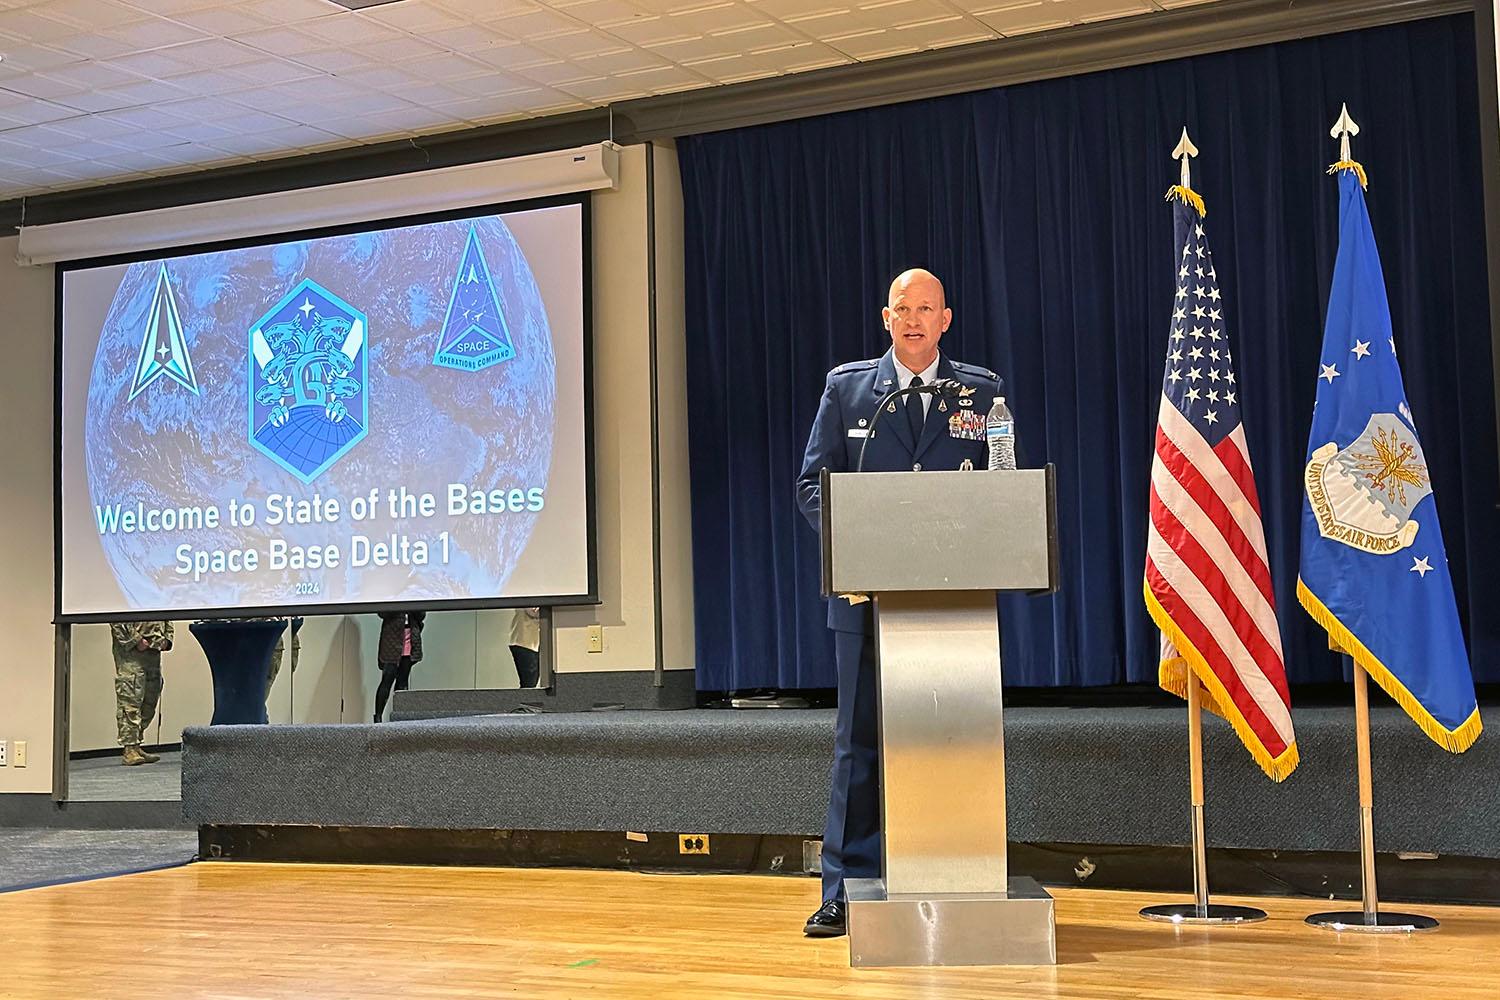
[796,268,1002,937]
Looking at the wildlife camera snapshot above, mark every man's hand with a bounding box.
[136,639,150,652]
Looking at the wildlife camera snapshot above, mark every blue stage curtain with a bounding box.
[678,14,1500,691]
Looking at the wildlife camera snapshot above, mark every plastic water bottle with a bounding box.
[986,395,1016,471]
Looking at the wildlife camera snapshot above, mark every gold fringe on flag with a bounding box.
[1144,580,1301,782]
[1165,184,1206,217]
[1297,580,1482,753]
[1327,159,1369,189]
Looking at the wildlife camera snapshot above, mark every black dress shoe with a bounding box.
[803,899,847,938]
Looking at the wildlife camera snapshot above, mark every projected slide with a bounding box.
[59,200,590,619]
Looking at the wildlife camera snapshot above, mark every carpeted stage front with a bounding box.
[181,698,1500,903]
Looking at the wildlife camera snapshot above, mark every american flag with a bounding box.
[1144,195,1299,781]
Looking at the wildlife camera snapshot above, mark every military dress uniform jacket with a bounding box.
[796,350,1002,635]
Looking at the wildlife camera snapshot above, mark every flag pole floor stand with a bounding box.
[1140,902,1267,925]
[1139,679,1266,926]
[1305,911,1439,933]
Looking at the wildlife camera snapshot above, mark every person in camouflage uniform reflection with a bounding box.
[110,621,173,766]
[266,618,302,701]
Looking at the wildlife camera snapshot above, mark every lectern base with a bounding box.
[845,876,1056,967]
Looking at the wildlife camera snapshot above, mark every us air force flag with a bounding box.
[1298,165,1480,751]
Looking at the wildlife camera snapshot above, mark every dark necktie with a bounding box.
[906,375,925,441]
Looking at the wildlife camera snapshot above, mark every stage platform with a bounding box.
[183,703,1500,870]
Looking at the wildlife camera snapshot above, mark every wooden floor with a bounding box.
[2,863,1497,999]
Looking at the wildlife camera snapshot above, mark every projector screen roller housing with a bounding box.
[56,195,595,622]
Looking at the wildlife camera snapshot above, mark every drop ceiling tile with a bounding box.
[508,59,597,86]
[598,16,699,47]
[0,72,86,100]
[236,0,341,23]
[558,79,649,102]
[105,16,207,49]
[744,0,850,20]
[0,99,79,125]
[382,80,473,107]
[337,64,428,90]
[397,51,512,83]
[119,0,224,13]
[662,2,772,34]
[0,8,89,45]
[107,46,203,77]
[46,88,138,113]
[220,57,323,86]
[157,119,238,143]
[416,22,513,54]
[356,2,471,32]
[34,0,144,31]
[156,36,266,68]
[570,46,669,75]
[484,7,583,39]
[166,6,279,35]
[296,14,404,46]
[528,29,633,60]
[971,2,1070,34]
[614,62,711,92]
[762,42,849,72]
[163,68,258,96]
[352,34,450,63]
[1062,0,1155,21]
[0,43,82,73]
[552,0,652,23]
[35,112,135,141]
[232,25,331,57]
[434,0,541,20]
[439,70,546,98]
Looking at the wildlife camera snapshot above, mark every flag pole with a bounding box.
[1305,664,1438,932]
[1140,129,1266,926]
[1140,674,1266,924]
[1303,106,1437,934]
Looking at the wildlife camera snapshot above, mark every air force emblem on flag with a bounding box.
[129,262,198,400]
[433,224,515,371]
[1305,412,1431,554]
[248,279,367,483]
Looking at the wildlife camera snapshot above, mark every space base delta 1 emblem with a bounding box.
[248,278,368,484]
[1304,412,1430,554]
[433,224,516,372]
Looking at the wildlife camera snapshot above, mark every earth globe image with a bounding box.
[84,214,556,610]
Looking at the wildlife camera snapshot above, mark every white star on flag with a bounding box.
[1352,340,1371,359]
[1411,556,1433,578]
[1320,363,1341,383]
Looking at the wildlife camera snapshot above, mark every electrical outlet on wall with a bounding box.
[0,741,7,767]
[587,624,604,653]
[14,741,25,767]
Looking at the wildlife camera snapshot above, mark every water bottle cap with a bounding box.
[994,395,1005,405]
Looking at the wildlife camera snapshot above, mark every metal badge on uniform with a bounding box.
[959,397,972,407]
[938,399,948,413]
[858,418,867,427]
[847,427,869,438]
[887,402,897,413]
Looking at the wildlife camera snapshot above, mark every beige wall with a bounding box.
[0,140,696,793]
[553,141,694,674]
[0,235,56,793]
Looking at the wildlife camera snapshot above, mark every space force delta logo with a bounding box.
[129,263,198,400]
[249,279,368,483]
[433,224,516,371]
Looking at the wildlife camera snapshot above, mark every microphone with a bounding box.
[856,380,967,472]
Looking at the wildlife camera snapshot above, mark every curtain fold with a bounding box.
[679,14,1499,691]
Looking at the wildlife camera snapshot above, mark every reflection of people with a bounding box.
[266,617,303,704]
[374,611,425,722]
[109,621,174,766]
[508,608,542,688]
[794,269,1002,938]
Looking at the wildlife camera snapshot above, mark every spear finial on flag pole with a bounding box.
[1328,103,1368,187]
[1166,127,1205,216]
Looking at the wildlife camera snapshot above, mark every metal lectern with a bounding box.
[820,466,1059,968]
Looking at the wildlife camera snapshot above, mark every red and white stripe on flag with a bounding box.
[1145,399,1299,781]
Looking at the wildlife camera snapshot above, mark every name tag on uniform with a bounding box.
[949,411,985,441]
[847,428,870,438]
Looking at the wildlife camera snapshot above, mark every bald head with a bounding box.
[888,268,946,310]
[883,267,952,373]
